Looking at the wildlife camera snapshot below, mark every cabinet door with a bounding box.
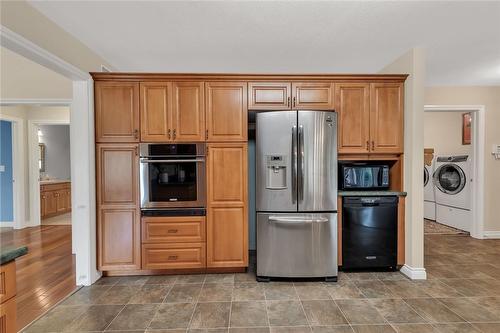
[45,192,57,216]
[336,83,370,153]
[292,82,335,110]
[56,190,66,213]
[370,83,404,153]
[96,144,139,206]
[172,81,205,141]
[66,189,72,212]
[142,243,206,270]
[40,192,46,218]
[206,82,247,141]
[98,208,140,270]
[142,216,206,243]
[207,143,248,268]
[0,296,16,333]
[248,82,291,110]
[140,82,172,142]
[95,82,140,142]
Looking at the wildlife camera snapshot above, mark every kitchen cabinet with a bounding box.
[0,261,16,333]
[248,82,291,110]
[206,82,247,141]
[336,83,370,154]
[207,143,248,268]
[40,182,71,219]
[96,144,140,271]
[172,81,205,141]
[292,82,335,110]
[142,243,206,270]
[370,83,404,153]
[142,216,205,244]
[140,82,172,142]
[247,81,334,110]
[95,81,140,143]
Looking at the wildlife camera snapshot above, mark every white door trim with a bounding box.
[1,24,100,285]
[0,99,73,106]
[424,104,486,239]
[0,114,25,230]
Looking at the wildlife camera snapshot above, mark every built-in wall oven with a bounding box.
[139,143,206,210]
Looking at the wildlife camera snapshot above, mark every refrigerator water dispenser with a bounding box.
[266,155,287,189]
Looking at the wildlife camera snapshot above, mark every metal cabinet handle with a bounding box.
[167,229,178,233]
[173,129,176,139]
[205,129,209,140]
[134,129,139,139]
[366,140,369,150]
[168,129,171,139]
[372,141,375,150]
[168,255,178,260]
[293,96,296,108]
[287,96,291,108]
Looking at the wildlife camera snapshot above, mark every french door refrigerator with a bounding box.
[256,110,338,280]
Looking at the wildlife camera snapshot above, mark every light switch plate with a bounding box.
[0,165,5,172]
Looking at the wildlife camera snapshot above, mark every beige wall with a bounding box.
[424,112,472,156]
[1,1,114,73]
[379,48,426,274]
[0,47,73,99]
[426,87,500,232]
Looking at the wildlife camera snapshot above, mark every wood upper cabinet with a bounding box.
[98,208,140,270]
[172,81,205,141]
[292,82,335,110]
[140,82,172,142]
[248,82,291,110]
[370,83,404,153]
[207,143,248,268]
[96,144,140,271]
[336,83,370,153]
[95,81,140,143]
[206,82,247,141]
[96,144,138,206]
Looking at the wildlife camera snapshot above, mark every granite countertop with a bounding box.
[1,246,28,265]
[338,191,407,197]
[40,179,71,185]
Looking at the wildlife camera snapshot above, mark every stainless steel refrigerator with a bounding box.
[256,110,338,280]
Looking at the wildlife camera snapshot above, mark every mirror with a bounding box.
[39,143,46,173]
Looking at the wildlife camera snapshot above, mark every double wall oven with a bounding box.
[139,143,206,215]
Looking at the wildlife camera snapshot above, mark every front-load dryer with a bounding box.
[424,157,436,220]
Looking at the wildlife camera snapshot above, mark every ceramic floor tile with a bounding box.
[311,326,354,333]
[106,304,159,331]
[402,298,465,323]
[149,303,196,329]
[301,300,348,326]
[381,281,430,298]
[266,300,308,326]
[230,301,268,327]
[335,299,386,325]
[145,275,179,285]
[391,324,439,333]
[62,304,124,332]
[233,283,266,301]
[128,285,171,304]
[431,323,482,333]
[354,281,395,299]
[204,274,235,284]
[436,297,500,322]
[116,276,149,286]
[189,302,231,329]
[350,325,396,333]
[95,285,140,305]
[264,284,299,300]
[60,285,111,305]
[23,305,90,333]
[269,326,312,333]
[471,323,500,333]
[198,283,233,302]
[440,279,491,297]
[294,284,331,300]
[411,280,464,298]
[234,272,258,284]
[93,276,121,286]
[165,284,203,303]
[176,274,206,284]
[369,299,427,324]
[229,328,270,333]
[325,282,365,300]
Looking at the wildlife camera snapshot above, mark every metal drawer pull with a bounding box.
[269,216,328,224]
[140,158,205,163]
[167,229,178,233]
[168,255,178,260]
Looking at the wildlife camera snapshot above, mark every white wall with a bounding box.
[38,124,71,180]
[379,48,426,279]
[0,105,69,225]
[424,112,472,156]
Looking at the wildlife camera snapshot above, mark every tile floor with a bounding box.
[24,234,500,333]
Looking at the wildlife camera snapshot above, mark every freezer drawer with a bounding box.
[257,212,337,278]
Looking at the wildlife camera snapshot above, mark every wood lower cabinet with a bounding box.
[97,144,140,271]
[292,82,335,110]
[336,83,370,154]
[142,243,206,270]
[248,82,291,110]
[98,208,140,270]
[206,82,247,141]
[40,182,71,219]
[0,261,17,333]
[207,143,248,268]
[370,83,404,153]
[95,81,140,143]
[142,216,205,244]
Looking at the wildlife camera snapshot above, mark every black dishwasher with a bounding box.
[342,196,398,270]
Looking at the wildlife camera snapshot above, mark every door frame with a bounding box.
[0,114,25,229]
[424,104,485,239]
[1,25,100,285]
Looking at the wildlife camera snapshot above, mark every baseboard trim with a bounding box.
[400,265,427,280]
[483,231,500,239]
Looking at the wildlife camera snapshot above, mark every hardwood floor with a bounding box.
[0,225,76,331]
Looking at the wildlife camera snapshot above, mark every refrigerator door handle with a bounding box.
[268,216,329,224]
[291,125,297,203]
[298,125,305,202]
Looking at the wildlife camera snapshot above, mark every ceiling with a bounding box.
[29,1,500,86]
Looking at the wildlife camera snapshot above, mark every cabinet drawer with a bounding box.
[142,243,206,270]
[142,216,206,243]
[0,261,16,304]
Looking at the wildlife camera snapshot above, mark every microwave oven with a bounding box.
[340,164,390,190]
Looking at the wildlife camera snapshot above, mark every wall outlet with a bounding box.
[493,144,500,160]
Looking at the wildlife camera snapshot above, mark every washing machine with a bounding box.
[433,155,471,232]
[424,158,436,220]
